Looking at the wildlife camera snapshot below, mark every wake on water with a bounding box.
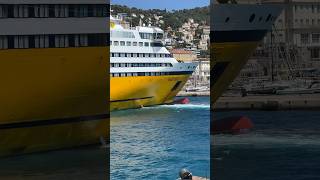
[150,103,210,110]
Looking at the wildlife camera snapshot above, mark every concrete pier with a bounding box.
[214,94,320,111]
[178,91,210,96]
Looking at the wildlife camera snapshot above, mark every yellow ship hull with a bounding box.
[211,41,259,105]
[0,47,109,157]
[110,74,191,111]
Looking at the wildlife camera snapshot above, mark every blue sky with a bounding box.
[111,0,209,10]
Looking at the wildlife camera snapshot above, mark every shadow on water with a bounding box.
[0,146,107,180]
[212,111,320,180]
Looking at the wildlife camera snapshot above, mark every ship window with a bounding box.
[144,42,149,47]
[132,53,137,57]
[0,36,8,49]
[111,31,135,38]
[0,5,8,18]
[34,5,49,18]
[145,72,150,76]
[74,34,88,47]
[92,5,108,17]
[150,42,163,47]
[54,5,68,17]
[111,63,114,67]
[35,35,49,48]
[13,36,29,48]
[139,33,153,39]
[55,35,69,48]
[120,53,126,57]
[13,5,28,18]
[156,33,163,39]
[133,42,137,46]
[120,41,125,46]
[126,41,131,46]
[156,54,160,58]
[114,41,119,46]
[139,42,143,47]
[73,5,87,17]
[249,14,255,23]
[266,14,271,22]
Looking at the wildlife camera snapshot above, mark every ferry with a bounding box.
[210,3,283,106]
[0,0,109,156]
[110,16,197,111]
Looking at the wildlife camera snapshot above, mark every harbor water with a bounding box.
[212,110,320,180]
[0,146,107,180]
[111,96,210,179]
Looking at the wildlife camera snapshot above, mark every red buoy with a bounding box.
[211,116,253,135]
[173,97,190,104]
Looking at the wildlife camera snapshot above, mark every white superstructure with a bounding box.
[110,15,197,77]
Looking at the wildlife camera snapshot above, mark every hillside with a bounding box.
[111,4,209,30]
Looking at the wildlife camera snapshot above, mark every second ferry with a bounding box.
[110,16,197,111]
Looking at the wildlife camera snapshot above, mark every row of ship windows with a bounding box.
[111,63,173,68]
[111,52,172,58]
[0,34,107,49]
[111,31,135,38]
[139,33,164,40]
[0,4,109,18]
[111,72,171,77]
[111,41,163,47]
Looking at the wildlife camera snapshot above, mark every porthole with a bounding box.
[249,14,255,23]
[225,17,230,23]
[266,14,272,22]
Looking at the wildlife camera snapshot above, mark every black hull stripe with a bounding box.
[0,113,109,130]
[111,96,153,103]
[210,30,268,43]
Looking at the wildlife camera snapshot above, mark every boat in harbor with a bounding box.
[0,1,109,156]
[210,3,283,106]
[110,15,197,111]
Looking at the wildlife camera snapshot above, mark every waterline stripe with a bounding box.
[0,113,109,130]
[110,96,153,103]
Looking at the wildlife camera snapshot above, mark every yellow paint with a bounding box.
[110,74,190,111]
[211,41,259,106]
[0,47,109,157]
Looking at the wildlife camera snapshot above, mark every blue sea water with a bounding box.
[0,147,107,180]
[111,96,210,179]
[212,111,320,180]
